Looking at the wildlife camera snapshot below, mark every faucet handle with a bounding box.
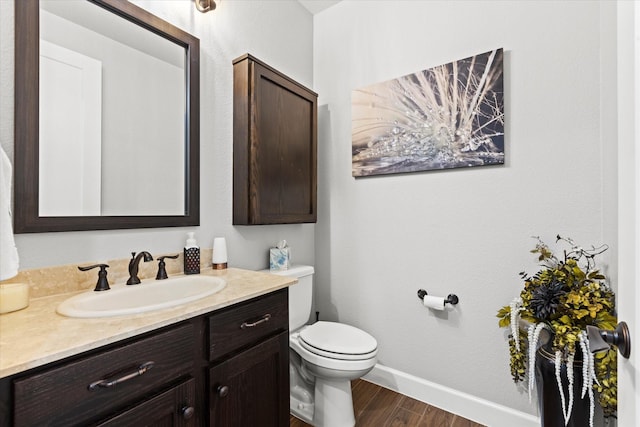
[78,264,110,292]
[156,254,180,280]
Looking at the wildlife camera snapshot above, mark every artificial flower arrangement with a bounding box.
[497,236,617,426]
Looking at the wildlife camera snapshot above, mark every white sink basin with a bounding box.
[57,275,226,318]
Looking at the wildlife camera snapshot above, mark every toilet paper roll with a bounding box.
[423,295,446,311]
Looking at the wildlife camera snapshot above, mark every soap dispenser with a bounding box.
[184,232,200,275]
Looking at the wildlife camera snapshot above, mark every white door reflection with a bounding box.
[39,40,102,216]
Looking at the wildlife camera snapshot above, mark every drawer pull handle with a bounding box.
[88,361,155,391]
[240,313,271,329]
[217,385,230,398]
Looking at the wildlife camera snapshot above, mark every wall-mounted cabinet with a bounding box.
[233,54,318,225]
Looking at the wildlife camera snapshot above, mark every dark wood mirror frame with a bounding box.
[14,0,200,233]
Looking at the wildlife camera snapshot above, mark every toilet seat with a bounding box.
[290,334,377,373]
[298,321,378,361]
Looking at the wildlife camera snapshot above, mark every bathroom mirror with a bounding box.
[14,0,200,232]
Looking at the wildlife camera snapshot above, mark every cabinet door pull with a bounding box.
[240,313,271,329]
[181,405,195,420]
[217,385,230,398]
[88,361,155,391]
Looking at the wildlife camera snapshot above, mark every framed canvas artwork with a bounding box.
[352,48,504,177]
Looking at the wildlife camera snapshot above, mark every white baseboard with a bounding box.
[363,364,539,427]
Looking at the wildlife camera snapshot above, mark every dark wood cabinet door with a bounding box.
[233,54,317,225]
[97,378,197,427]
[209,331,289,427]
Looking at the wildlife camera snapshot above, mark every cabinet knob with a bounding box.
[181,405,195,420]
[217,385,230,398]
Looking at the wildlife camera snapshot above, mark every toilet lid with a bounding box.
[299,321,377,360]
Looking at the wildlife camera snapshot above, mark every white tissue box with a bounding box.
[269,248,290,271]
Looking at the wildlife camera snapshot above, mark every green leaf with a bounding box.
[497,306,510,318]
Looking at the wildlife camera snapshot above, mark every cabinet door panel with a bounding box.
[209,331,289,427]
[254,66,314,218]
[97,378,197,427]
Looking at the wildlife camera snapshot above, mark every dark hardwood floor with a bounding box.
[290,379,486,427]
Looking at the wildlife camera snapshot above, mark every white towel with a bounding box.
[0,146,19,280]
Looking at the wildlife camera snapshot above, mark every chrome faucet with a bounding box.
[127,251,153,285]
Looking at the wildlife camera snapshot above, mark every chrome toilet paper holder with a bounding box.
[417,289,459,306]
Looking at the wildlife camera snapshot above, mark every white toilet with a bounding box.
[266,265,378,427]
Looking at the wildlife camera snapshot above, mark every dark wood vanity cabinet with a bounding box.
[0,289,289,427]
[233,54,318,225]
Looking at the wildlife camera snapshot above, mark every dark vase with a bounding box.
[535,343,590,427]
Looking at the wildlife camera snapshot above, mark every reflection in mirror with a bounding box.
[39,0,185,216]
[14,0,200,232]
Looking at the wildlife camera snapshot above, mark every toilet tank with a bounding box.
[262,265,314,331]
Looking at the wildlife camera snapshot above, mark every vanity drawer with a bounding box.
[208,289,288,361]
[13,322,194,427]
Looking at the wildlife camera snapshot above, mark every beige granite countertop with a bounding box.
[0,268,295,379]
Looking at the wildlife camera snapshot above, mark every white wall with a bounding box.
[314,0,617,422]
[0,0,315,270]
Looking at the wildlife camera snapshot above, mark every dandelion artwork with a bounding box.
[352,48,504,177]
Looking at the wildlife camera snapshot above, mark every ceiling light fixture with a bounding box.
[195,0,216,13]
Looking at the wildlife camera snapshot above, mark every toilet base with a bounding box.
[312,377,356,427]
[290,392,314,424]
[289,365,359,427]
[290,350,315,423]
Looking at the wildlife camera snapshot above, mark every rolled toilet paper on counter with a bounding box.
[423,295,446,311]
